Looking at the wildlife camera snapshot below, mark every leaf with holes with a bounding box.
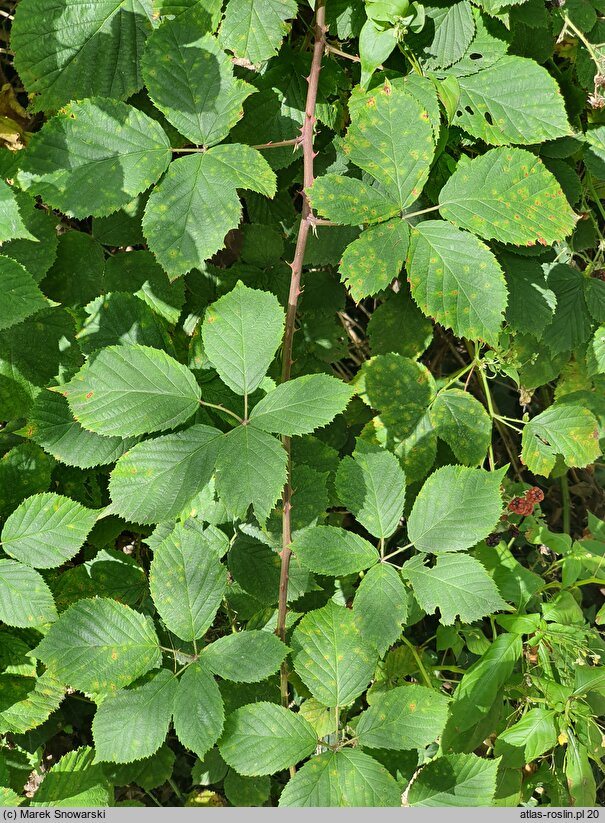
[521,404,601,476]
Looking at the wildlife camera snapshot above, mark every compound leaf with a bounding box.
[340,220,410,302]
[408,753,499,806]
[202,632,289,683]
[430,389,492,466]
[0,559,57,628]
[173,663,225,759]
[220,0,298,64]
[356,684,450,750]
[288,526,379,576]
[521,404,601,476]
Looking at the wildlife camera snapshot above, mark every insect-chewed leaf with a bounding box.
[1,493,97,571]
[307,175,400,226]
[343,83,434,209]
[33,598,162,693]
[60,345,201,438]
[407,752,499,806]
[220,0,298,64]
[109,425,222,524]
[340,219,410,302]
[407,465,504,553]
[521,404,601,476]
[149,522,227,642]
[202,282,284,396]
[0,181,36,243]
[430,389,492,466]
[92,669,178,764]
[201,631,289,683]
[143,14,254,147]
[17,100,171,218]
[0,255,47,332]
[0,559,57,628]
[288,525,379,576]
[357,684,450,750]
[173,663,225,759]
[279,749,401,807]
[401,553,508,625]
[249,373,353,435]
[439,148,577,246]
[353,564,409,656]
[143,145,275,280]
[219,702,316,776]
[291,600,378,707]
[408,221,507,344]
[29,746,112,808]
[453,56,571,145]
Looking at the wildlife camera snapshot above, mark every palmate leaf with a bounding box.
[108,425,222,524]
[11,0,153,112]
[60,345,201,438]
[30,747,111,808]
[17,99,171,218]
[453,56,571,145]
[34,598,162,693]
[291,601,378,707]
[143,145,275,279]
[357,684,450,750]
[288,526,379,576]
[521,404,601,476]
[143,14,254,147]
[219,702,316,776]
[0,180,36,243]
[202,282,284,396]
[407,221,507,344]
[353,563,409,656]
[430,389,492,466]
[408,753,499,806]
[173,663,225,759]
[1,492,98,569]
[0,255,48,332]
[92,669,178,764]
[401,552,508,625]
[439,148,577,245]
[149,522,227,641]
[279,749,401,807]
[220,0,298,64]
[202,632,289,683]
[407,465,504,553]
[308,175,400,226]
[0,559,57,628]
[339,219,410,302]
[343,82,435,209]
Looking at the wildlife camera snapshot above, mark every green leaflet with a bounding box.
[357,684,450,750]
[108,425,222,524]
[1,492,98,569]
[402,553,509,625]
[0,256,47,332]
[407,220,507,344]
[143,16,254,146]
[249,374,353,435]
[0,669,65,734]
[173,663,225,759]
[343,82,435,209]
[407,465,504,553]
[430,389,492,466]
[92,669,178,764]
[408,753,499,806]
[143,145,275,279]
[587,325,605,376]
[0,788,22,807]
[494,708,557,767]
[228,535,312,605]
[17,99,171,218]
[104,744,176,792]
[202,282,284,396]
[61,345,201,438]
[439,148,577,245]
[498,251,557,337]
[149,522,227,641]
[339,219,410,302]
[0,443,52,521]
[521,404,601,476]
[353,563,409,656]
[1,192,59,283]
[542,264,592,354]
[291,601,378,707]
[34,598,162,693]
[220,0,298,64]
[308,175,401,226]
[42,231,105,310]
[288,525,379,576]
[77,293,173,357]
[104,251,185,325]
[201,631,289,683]
[0,180,36,244]
[453,56,571,145]
[279,749,401,807]
[30,747,112,807]
[336,442,406,538]
[224,772,270,806]
[367,288,433,359]
[0,559,57,628]
[220,702,316,777]
[418,1,475,69]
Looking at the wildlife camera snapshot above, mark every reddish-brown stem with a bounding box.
[276,0,327,712]
[253,137,303,150]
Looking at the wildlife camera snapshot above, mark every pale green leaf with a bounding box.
[249,374,353,435]
[353,563,409,656]
[308,175,400,226]
[173,663,224,759]
[340,220,410,302]
[92,669,177,764]
[61,345,201,438]
[0,669,65,735]
[408,753,499,806]
[521,404,601,476]
[202,282,284,396]
[18,99,171,218]
[149,522,227,641]
[401,553,509,625]
[0,180,35,242]
[34,598,161,693]
[408,221,507,344]
[357,684,450,750]
[430,389,492,466]
[143,145,275,280]
[220,0,298,64]
[219,702,316,776]
[0,559,57,628]
[288,525,379,576]
[0,256,47,332]
[407,465,504,553]
[291,601,378,707]
[439,148,577,245]
[30,747,111,807]
[0,788,22,806]
[587,325,605,376]
[494,708,557,767]
[1,493,98,569]
[359,21,398,89]
[202,631,289,683]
